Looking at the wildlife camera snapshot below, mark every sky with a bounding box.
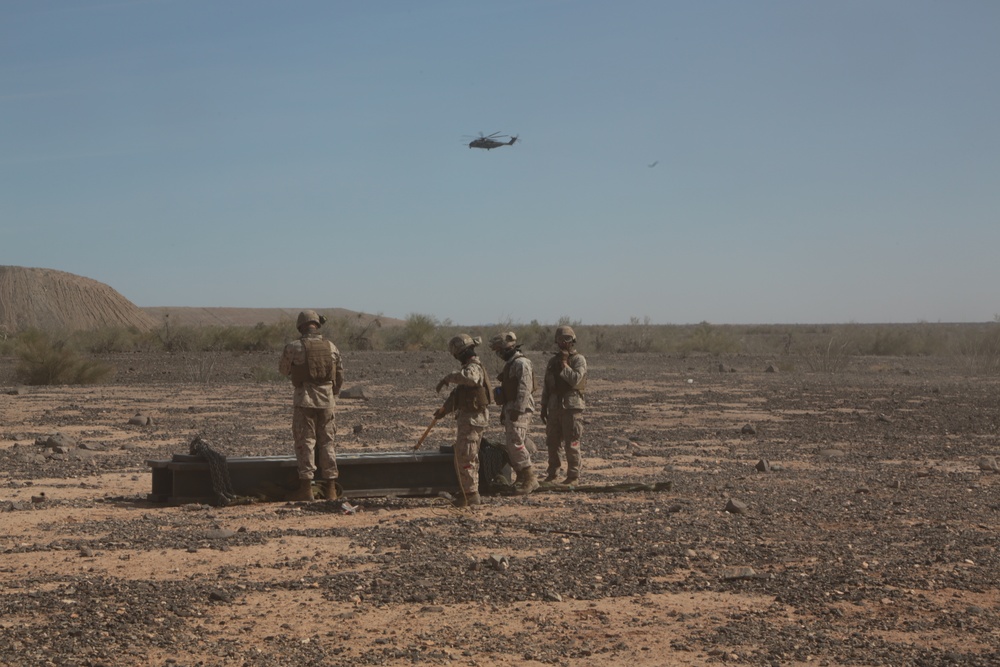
[3,1,999,325]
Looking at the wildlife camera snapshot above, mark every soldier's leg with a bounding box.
[545,406,563,480]
[454,421,483,496]
[292,406,318,480]
[562,409,584,483]
[503,413,532,472]
[316,407,338,480]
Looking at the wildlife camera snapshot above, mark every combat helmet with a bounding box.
[296,310,323,331]
[555,325,576,343]
[448,333,480,358]
[489,331,518,352]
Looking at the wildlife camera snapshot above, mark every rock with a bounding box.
[741,423,756,435]
[755,459,771,473]
[208,590,232,603]
[488,554,510,572]
[31,493,47,504]
[684,549,698,558]
[352,424,364,434]
[542,590,562,602]
[819,448,846,460]
[765,364,778,373]
[977,457,999,473]
[128,414,154,426]
[205,528,237,540]
[339,386,368,400]
[720,566,759,580]
[724,499,748,514]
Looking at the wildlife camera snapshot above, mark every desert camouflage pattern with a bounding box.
[542,348,587,479]
[497,352,535,471]
[280,332,345,480]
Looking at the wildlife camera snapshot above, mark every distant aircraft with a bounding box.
[647,160,659,168]
[467,132,519,150]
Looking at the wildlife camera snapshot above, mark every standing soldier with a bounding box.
[540,325,588,485]
[434,334,491,507]
[279,310,345,501]
[489,331,539,494]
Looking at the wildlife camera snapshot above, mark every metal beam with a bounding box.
[147,444,510,504]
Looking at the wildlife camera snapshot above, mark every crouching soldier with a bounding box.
[434,334,490,507]
[489,331,539,494]
[541,325,587,485]
[279,310,344,501]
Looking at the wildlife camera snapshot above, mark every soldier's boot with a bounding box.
[514,467,540,495]
[321,479,340,500]
[453,491,481,508]
[288,478,314,502]
[561,473,579,486]
[543,469,559,483]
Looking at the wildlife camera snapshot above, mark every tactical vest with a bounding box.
[290,336,334,388]
[497,354,536,405]
[455,361,491,412]
[545,351,586,396]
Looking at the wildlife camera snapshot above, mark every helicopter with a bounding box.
[467,131,518,150]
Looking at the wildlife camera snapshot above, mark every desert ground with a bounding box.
[1,349,998,666]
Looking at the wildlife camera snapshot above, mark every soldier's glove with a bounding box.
[539,407,548,425]
[433,407,447,420]
[559,350,570,367]
[435,379,448,393]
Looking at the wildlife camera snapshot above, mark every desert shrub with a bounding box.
[202,322,289,352]
[385,313,442,351]
[13,331,113,385]
[954,325,1000,375]
[72,326,147,353]
[249,365,284,383]
[801,336,854,373]
[676,322,738,357]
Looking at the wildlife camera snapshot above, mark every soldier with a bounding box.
[489,331,539,494]
[434,334,491,507]
[279,310,345,501]
[540,325,588,485]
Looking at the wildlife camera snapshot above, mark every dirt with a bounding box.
[0,266,158,333]
[0,350,998,666]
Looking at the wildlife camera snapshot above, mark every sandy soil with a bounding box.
[1,350,998,666]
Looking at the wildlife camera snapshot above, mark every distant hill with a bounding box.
[141,307,401,328]
[0,266,158,333]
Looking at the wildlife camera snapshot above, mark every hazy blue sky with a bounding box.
[3,1,998,325]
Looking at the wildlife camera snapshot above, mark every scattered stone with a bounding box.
[684,549,698,558]
[977,457,999,473]
[755,459,771,473]
[352,424,364,434]
[128,414,154,427]
[765,364,778,373]
[741,423,757,435]
[724,499,748,514]
[542,590,562,602]
[205,528,237,540]
[419,605,445,613]
[819,448,847,460]
[488,554,510,572]
[720,566,759,580]
[208,590,232,603]
[339,386,368,400]
[876,413,892,423]
[79,546,94,557]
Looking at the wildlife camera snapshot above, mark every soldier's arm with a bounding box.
[333,350,345,394]
[559,355,587,388]
[278,344,295,376]
[512,358,533,413]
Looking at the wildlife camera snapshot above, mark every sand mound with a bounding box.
[0,266,158,333]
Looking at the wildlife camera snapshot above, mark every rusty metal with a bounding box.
[147,443,510,504]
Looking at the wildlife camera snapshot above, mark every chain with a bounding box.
[188,435,238,506]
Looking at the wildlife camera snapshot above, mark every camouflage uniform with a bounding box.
[541,327,587,483]
[495,348,535,474]
[280,323,344,483]
[436,335,490,504]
